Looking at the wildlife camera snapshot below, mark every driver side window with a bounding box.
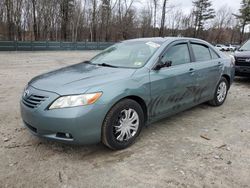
[161,43,191,66]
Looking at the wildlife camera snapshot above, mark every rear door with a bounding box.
[190,42,222,102]
[149,41,197,118]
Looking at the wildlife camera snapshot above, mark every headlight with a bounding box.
[49,92,102,110]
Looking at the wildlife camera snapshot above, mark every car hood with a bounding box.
[234,50,250,58]
[29,62,136,95]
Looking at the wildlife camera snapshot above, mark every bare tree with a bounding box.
[5,0,14,40]
[31,0,39,40]
[168,9,184,36]
[140,6,153,37]
[90,0,98,41]
[0,0,243,44]
[151,0,159,36]
[159,0,167,37]
[212,6,234,43]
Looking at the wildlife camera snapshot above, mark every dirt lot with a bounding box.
[0,51,249,188]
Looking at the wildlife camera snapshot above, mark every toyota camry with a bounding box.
[20,37,235,150]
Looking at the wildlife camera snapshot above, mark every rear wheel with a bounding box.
[209,77,229,106]
[102,99,144,150]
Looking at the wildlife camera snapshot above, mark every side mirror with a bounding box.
[154,60,172,70]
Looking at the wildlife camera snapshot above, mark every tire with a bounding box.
[209,77,229,106]
[102,99,144,150]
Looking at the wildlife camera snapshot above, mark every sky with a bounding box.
[169,0,241,14]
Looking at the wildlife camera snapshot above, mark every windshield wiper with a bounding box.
[97,63,118,68]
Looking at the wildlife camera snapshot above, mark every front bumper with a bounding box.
[20,86,108,145]
[235,66,250,76]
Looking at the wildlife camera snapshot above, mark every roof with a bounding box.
[123,37,168,44]
[123,37,208,44]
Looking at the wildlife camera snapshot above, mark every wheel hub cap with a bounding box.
[217,81,227,103]
[114,108,139,142]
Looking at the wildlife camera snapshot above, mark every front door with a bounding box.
[149,42,197,119]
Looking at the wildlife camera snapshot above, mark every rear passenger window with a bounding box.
[161,43,190,66]
[192,43,211,61]
[210,49,220,59]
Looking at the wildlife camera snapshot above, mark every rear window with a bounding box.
[192,43,211,61]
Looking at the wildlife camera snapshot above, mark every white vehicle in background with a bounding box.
[215,44,230,51]
[228,44,239,51]
[224,44,237,51]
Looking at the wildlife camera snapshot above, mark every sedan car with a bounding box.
[234,39,250,77]
[215,44,230,51]
[20,37,235,150]
[227,44,238,52]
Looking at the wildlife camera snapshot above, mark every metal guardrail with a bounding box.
[0,41,115,51]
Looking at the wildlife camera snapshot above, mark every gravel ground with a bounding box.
[0,51,249,188]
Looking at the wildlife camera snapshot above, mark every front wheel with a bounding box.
[102,99,144,150]
[209,77,229,106]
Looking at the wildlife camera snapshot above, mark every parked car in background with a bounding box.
[20,37,235,150]
[234,39,250,77]
[215,44,230,51]
[226,44,237,52]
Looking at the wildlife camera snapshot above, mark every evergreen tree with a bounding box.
[234,0,250,43]
[192,0,215,38]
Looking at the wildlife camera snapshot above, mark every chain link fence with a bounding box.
[0,41,115,51]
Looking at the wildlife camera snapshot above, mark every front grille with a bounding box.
[235,57,250,66]
[22,94,48,108]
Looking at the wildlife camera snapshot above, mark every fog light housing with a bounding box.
[56,132,73,139]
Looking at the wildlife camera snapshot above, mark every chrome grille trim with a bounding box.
[235,57,250,66]
[22,94,48,108]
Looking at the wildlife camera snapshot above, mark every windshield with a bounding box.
[239,40,250,51]
[90,41,162,68]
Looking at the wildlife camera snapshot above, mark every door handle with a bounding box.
[189,68,195,75]
[217,62,223,67]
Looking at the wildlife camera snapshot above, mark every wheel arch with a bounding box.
[123,95,148,123]
[222,74,231,88]
[106,95,148,124]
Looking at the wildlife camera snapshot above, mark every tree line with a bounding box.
[0,0,250,44]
